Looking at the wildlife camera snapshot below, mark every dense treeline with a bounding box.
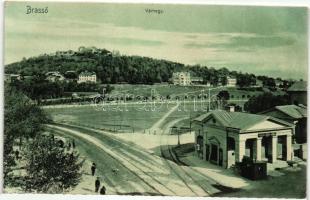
[244,92,291,113]
[5,47,292,88]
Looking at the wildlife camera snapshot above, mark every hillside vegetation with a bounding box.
[5,46,290,88]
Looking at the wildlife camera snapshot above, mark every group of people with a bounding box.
[91,162,106,195]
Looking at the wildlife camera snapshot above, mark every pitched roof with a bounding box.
[173,72,190,76]
[194,110,293,130]
[275,105,307,119]
[287,81,307,92]
[79,71,96,76]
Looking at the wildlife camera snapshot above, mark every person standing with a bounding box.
[99,185,106,195]
[91,162,96,176]
[95,177,100,193]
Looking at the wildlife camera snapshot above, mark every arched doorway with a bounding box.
[208,136,221,165]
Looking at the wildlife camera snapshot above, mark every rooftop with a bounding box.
[194,110,293,130]
[267,104,307,119]
[79,71,96,76]
[287,81,307,92]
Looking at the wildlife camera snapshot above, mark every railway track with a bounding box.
[159,119,220,196]
[47,124,178,196]
[159,136,214,196]
[47,122,222,196]
[160,144,203,196]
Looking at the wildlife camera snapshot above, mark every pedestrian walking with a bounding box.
[15,150,19,160]
[91,162,96,176]
[99,185,106,195]
[67,142,71,151]
[72,139,76,149]
[95,177,100,193]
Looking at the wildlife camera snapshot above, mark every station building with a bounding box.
[193,110,295,168]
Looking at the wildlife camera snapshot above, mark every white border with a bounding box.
[2,0,310,7]
[0,0,309,200]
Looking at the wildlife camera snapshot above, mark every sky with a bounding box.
[4,2,309,79]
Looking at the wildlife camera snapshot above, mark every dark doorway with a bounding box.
[227,137,235,151]
[245,139,255,159]
[205,144,210,161]
[210,144,218,163]
[277,135,287,160]
[262,136,272,162]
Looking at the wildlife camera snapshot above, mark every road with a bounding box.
[46,123,222,196]
[148,103,180,132]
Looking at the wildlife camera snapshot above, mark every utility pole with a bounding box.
[114,118,116,132]
[208,88,211,112]
[189,109,192,134]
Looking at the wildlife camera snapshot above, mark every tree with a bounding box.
[216,90,230,109]
[4,85,50,185]
[217,90,230,101]
[22,135,83,193]
[244,92,290,113]
[263,78,276,89]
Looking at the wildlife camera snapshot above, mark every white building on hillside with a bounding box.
[78,71,97,83]
[46,71,65,82]
[4,74,21,82]
[227,76,237,87]
[172,72,191,86]
[191,76,204,85]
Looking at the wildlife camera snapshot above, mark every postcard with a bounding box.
[3,1,308,198]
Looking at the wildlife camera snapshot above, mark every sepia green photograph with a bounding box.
[3,1,308,198]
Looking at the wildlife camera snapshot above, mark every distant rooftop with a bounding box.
[45,71,63,77]
[287,81,307,92]
[173,71,190,75]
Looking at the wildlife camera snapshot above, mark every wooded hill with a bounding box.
[5,46,290,88]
